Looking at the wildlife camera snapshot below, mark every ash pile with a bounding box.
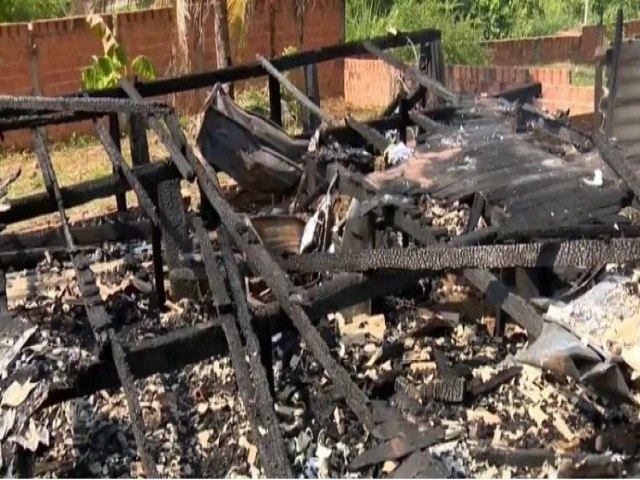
[2,30,640,480]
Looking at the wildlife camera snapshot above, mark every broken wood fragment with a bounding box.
[468,366,522,397]
[349,429,446,470]
[391,449,447,478]
[474,446,555,468]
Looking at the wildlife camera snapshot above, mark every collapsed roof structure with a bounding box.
[0,12,639,479]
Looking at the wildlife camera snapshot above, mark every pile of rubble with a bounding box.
[1,27,640,479]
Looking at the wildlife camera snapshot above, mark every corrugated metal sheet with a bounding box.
[603,38,640,159]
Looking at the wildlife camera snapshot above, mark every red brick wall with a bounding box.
[343,60,593,115]
[447,64,593,115]
[0,0,344,150]
[344,56,399,109]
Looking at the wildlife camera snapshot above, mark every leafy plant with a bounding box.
[0,0,71,23]
[81,14,157,90]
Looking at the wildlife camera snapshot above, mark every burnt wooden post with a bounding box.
[432,40,446,86]
[399,97,409,144]
[109,113,127,213]
[129,114,166,306]
[340,198,375,319]
[303,63,322,133]
[606,9,624,137]
[417,42,431,136]
[593,14,604,133]
[268,74,282,126]
[156,118,198,302]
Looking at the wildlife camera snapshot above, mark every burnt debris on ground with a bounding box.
[1,19,640,479]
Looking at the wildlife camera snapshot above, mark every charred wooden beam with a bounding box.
[0,161,179,225]
[258,56,392,155]
[475,447,556,468]
[0,221,151,254]
[409,110,438,133]
[605,9,623,137]
[218,231,293,477]
[197,207,291,475]
[362,41,457,103]
[95,119,164,227]
[282,239,640,273]
[96,118,190,259]
[108,113,127,213]
[192,217,230,308]
[314,107,457,147]
[0,111,98,132]
[32,128,109,348]
[168,110,376,429]
[491,82,542,103]
[110,335,159,477]
[464,269,543,339]
[86,29,441,100]
[0,95,171,116]
[31,127,158,477]
[253,270,427,326]
[119,79,195,181]
[468,365,522,397]
[42,319,229,406]
[345,116,389,153]
[257,55,336,126]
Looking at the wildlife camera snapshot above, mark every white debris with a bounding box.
[583,169,603,187]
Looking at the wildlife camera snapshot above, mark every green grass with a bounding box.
[570,66,595,86]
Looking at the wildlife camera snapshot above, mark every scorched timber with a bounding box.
[219,232,293,477]
[282,239,640,272]
[0,95,172,115]
[0,161,180,225]
[130,88,379,430]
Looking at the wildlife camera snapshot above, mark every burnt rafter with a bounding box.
[362,41,457,103]
[30,127,158,478]
[282,239,640,273]
[0,95,172,116]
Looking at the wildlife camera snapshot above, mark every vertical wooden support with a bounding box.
[109,113,127,213]
[303,63,321,133]
[255,317,275,396]
[593,16,604,134]
[433,40,446,86]
[399,97,409,144]
[129,114,166,306]
[340,198,375,319]
[417,43,431,137]
[268,75,283,126]
[606,9,624,138]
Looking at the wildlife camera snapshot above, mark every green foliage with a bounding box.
[346,0,488,65]
[81,14,157,91]
[458,0,640,39]
[0,0,71,23]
